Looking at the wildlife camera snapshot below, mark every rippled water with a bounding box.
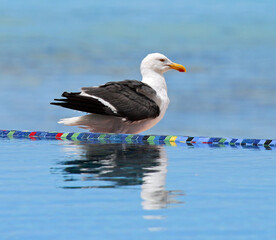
[1,138,276,239]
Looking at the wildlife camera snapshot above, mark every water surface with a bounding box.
[1,138,276,239]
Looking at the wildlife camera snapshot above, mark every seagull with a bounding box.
[51,53,186,134]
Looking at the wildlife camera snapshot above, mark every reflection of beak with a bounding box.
[168,63,186,72]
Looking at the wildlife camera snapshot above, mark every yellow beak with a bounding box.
[169,63,186,72]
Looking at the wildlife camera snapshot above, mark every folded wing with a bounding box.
[51,80,160,121]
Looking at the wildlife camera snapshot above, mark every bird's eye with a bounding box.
[159,59,165,62]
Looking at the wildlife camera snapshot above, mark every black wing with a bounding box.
[51,80,160,121]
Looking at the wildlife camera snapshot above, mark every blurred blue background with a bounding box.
[1,0,276,138]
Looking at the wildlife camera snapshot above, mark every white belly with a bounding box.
[58,111,166,134]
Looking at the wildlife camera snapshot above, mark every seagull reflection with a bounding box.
[58,142,184,210]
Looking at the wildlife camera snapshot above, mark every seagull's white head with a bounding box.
[140,53,186,75]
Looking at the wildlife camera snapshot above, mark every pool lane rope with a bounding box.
[1,130,275,147]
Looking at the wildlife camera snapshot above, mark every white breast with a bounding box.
[142,72,170,115]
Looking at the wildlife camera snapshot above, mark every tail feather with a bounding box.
[51,92,116,116]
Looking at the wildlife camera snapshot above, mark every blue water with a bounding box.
[1,138,276,239]
[1,0,276,239]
